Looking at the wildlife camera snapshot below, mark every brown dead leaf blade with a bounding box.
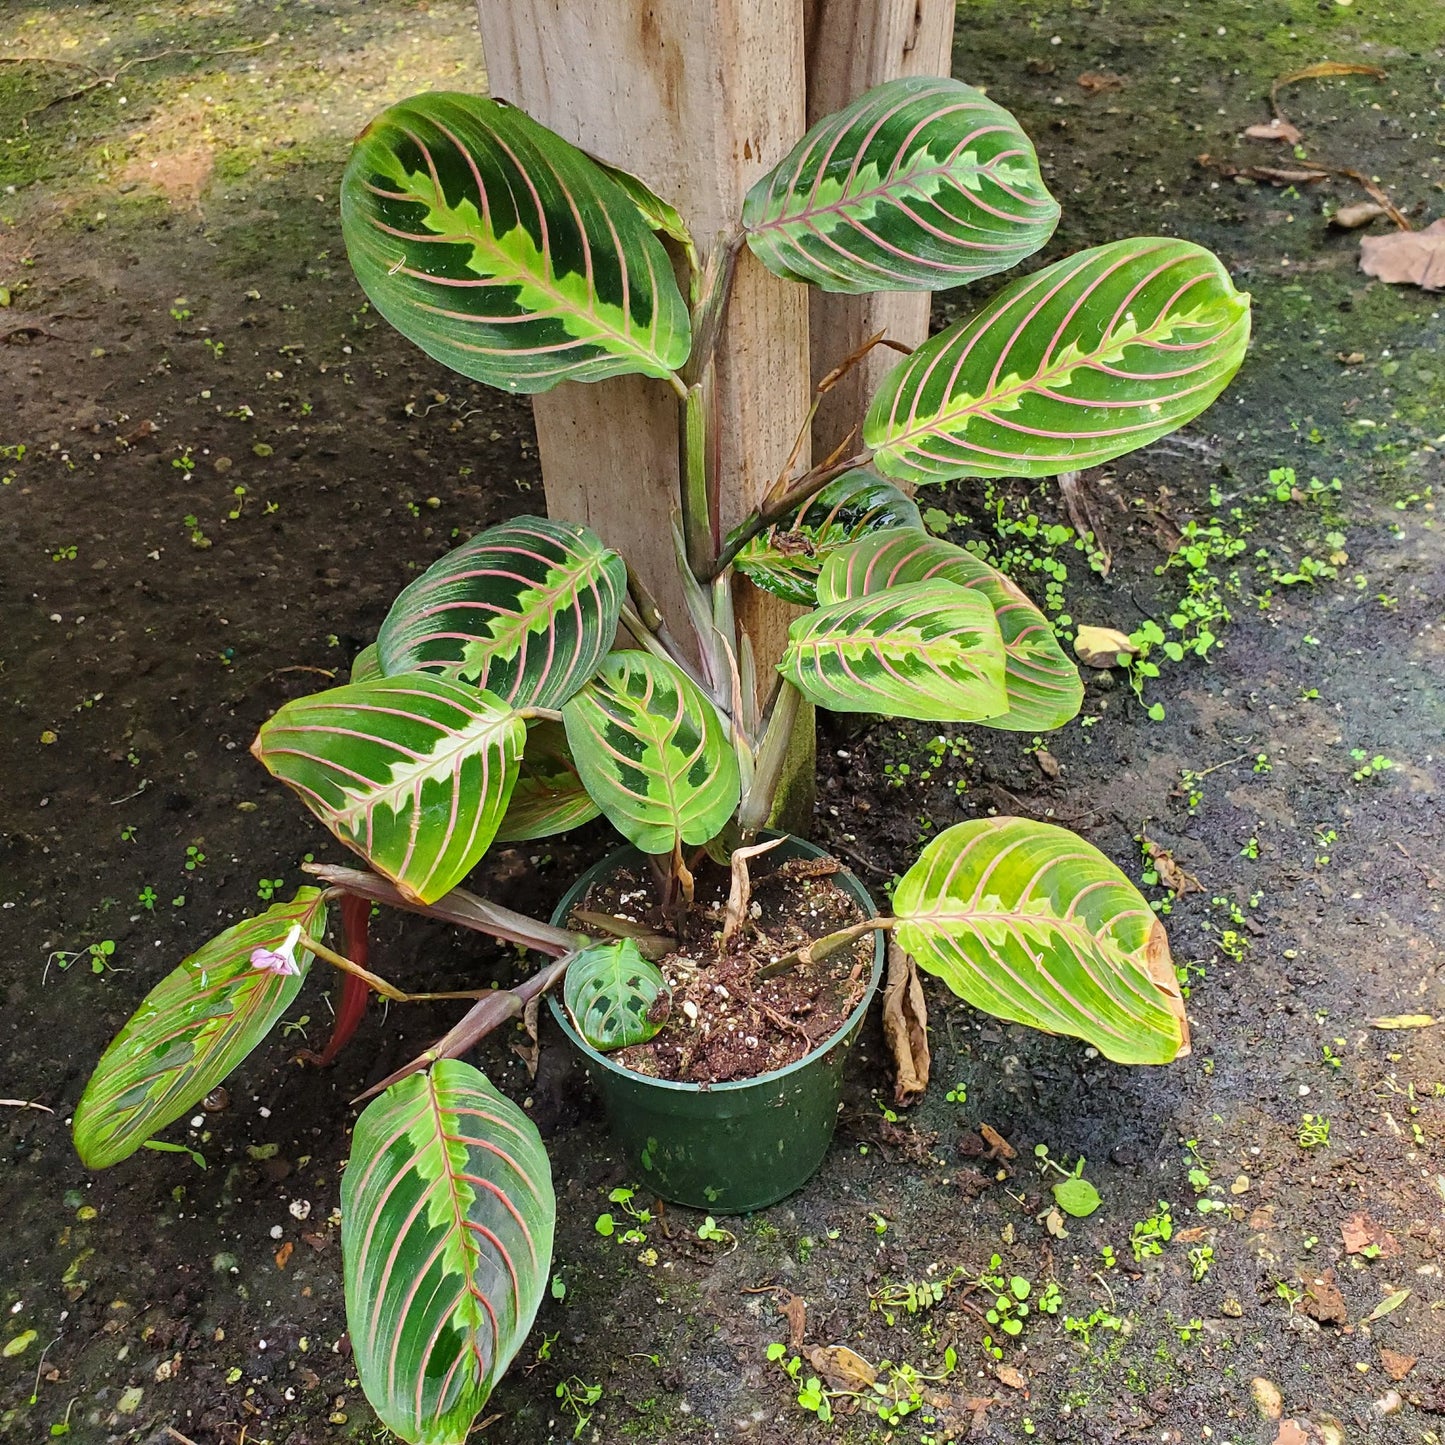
[1360,219,1445,291]
[778,1292,806,1352]
[883,940,930,1107]
[1243,118,1303,145]
[1077,70,1125,94]
[809,1344,877,1392]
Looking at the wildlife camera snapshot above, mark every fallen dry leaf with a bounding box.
[274,1241,294,1270]
[1362,1288,1410,1324]
[1044,1207,1069,1238]
[1302,1270,1348,1326]
[1142,838,1203,897]
[996,1363,1026,1390]
[1077,70,1125,93]
[1035,749,1061,779]
[1197,153,1328,185]
[1360,219,1445,291]
[1368,1013,1438,1030]
[809,1344,877,1392]
[779,1292,807,1352]
[1073,624,1135,669]
[1330,201,1388,229]
[1057,469,1112,575]
[979,1123,1016,1160]
[1273,1420,1323,1445]
[1335,351,1366,364]
[882,940,930,1107]
[1380,1348,1417,1381]
[1340,1211,1400,1257]
[1243,118,1303,145]
[1274,59,1387,91]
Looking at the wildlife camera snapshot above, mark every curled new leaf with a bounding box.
[866,236,1251,484]
[343,1059,554,1445]
[377,516,626,710]
[893,817,1189,1064]
[779,579,1008,723]
[74,891,327,1169]
[562,651,740,856]
[819,531,1082,731]
[731,468,922,607]
[743,76,1058,294]
[342,92,691,392]
[252,675,525,905]
[563,939,670,1052]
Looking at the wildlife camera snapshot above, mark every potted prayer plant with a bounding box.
[74,77,1248,1445]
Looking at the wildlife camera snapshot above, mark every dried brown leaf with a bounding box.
[809,1344,877,1391]
[1274,60,1387,89]
[1341,1211,1399,1257]
[996,1363,1026,1389]
[1368,1013,1438,1030]
[779,1292,806,1351]
[1143,838,1204,897]
[1035,749,1061,780]
[1077,70,1125,94]
[883,940,930,1106]
[1380,1348,1417,1381]
[1360,219,1445,291]
[979,1123,1016,1160]
[1244,118,1303,145]
[1330,201,1387,229]
[1073,625,1135,669]
[274,1241,293,1270]
[1302,1269,1347,1326]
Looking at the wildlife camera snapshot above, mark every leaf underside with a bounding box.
[562,650,740,856]
[376,516,626,711]
[342,91,690,392]
[865,236,1251,485]
[743,75,1058,294]
[343,1059,555,1445]
[893,817,1189,1065]
[819,531,1082,731]
[732,467,922,607]
[252,674,524,905]
[562,939,669,1052]
[779,578,1009,723]
[74,891,327,1169]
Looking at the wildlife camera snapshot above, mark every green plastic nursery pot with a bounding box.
[548,834,884,1213]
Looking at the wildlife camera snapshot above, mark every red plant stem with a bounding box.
[310,894,372,1067]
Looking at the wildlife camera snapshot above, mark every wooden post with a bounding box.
[804,0,958,461]
[475,2,954,827]
[475,0,810,675]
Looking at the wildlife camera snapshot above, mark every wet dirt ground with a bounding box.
[2,2,1442,1442]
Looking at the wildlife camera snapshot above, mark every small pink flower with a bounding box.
[250,923,303,977]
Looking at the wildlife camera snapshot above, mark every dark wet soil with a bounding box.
[2,2,1443,1443]
[576,858,874,1084]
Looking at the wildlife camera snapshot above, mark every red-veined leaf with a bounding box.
[866,237,1250,484]
[342,92,690,392]
[779,579,1008,722]
[894,818,1189,1064]
[74,891,327,1169]
[252,675,524,905]
[377,517,626,710]
[819,531,1082,730]
[744,76,1058,294]
[494,721,600,843]
[343,1059,555,1445]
